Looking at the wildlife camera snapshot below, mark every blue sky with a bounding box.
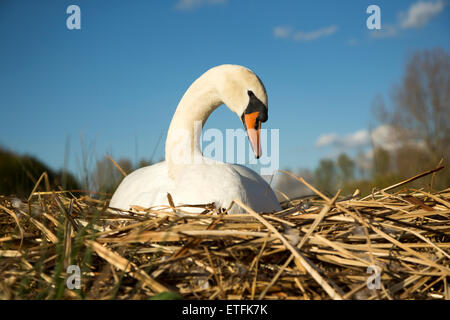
[0,0,449,178]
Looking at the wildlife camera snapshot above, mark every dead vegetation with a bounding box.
[0,166,449,300]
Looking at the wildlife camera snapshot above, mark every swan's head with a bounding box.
[213,65,269,159]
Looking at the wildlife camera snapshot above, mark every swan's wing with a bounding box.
[172,162,281,213]
[110,161,173,210]
[110,160,280,214]
[171,162,242,210]
[230,164,281,212]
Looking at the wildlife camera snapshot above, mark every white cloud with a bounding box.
[368,1,446,40]
[315,125,427,151]
[351,130,371,147]
[371,124,426,150]
[316,133,340,148]
[294,25,338,41]
[316,130,370,149]
[273,26,291,39]
[273,25,338,42]
[400,0,446,29]
[175,0,226,11]
[371,125,397,150]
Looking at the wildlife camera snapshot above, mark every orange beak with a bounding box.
[244,112,262,159]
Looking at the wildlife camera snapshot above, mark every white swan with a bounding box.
[110,65,281,214]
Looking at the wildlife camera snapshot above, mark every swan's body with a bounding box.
[110,65,281,214]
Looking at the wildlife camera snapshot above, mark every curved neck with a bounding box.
[165,74,222,179]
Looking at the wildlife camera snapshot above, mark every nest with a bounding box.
[0,167,449,300]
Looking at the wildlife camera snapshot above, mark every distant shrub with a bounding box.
[0,147,80,197]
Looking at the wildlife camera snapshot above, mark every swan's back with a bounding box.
[173,161,280,213]
[109,161,281,214]
[229,164,281,213]
[109,161,173,210]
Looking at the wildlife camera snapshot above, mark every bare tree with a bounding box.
[373,48,450,188]
[392,48,450,163]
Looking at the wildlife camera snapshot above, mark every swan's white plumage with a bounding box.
[110,160,280,213]
[110,64,281,214]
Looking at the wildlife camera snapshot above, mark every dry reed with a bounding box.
[0,167,449,300]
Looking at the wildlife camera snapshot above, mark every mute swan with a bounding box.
[110,65,281,214]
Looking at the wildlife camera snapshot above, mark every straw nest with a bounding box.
[0,167,449,300]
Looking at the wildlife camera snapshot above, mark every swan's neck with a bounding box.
[165,75,222,180]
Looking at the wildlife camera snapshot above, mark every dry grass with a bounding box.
[0,167,449,300]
